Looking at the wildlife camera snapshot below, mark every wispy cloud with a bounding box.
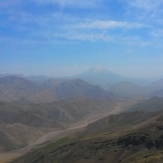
[122,0,163,44]
[124,0,163,21]
[33,0,101,8]
[0,0,22,8]
[74,20,146,30]
[26,18,148,43]
[0,0,162,48]
[151,29,163,38]
[126,0,163,11]
[52,31,113,42]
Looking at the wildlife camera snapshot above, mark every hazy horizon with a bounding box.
[1,0,163,79]
[0,65,162,81]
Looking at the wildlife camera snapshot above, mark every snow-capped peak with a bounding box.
[90,66,107,73]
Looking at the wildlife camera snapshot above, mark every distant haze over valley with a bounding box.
[0,65,161,81]
[1,66,163,103]
[1,65,163,80]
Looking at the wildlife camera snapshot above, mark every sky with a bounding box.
[1,0,163,79]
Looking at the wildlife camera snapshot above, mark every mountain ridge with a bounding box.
[0,76,114,102]
[0,66,150,88]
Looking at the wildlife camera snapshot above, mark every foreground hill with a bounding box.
[12,97,163,163]
[128,96,163,112]
[13,110,163,163]
[0,98,117,153]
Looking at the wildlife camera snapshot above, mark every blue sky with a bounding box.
[1,0,163,78]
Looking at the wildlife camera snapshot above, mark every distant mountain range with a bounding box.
[0,75,113,103]
[152,89,163,97]
[109,81,160,98]
[0,76,56,103]
[73,66,149,88]
[148,79,163,97]
[149,78,163,89]
[1,66,163,101]
[74,66,128,88]
[0,66,149,88]
[44,78,113,100]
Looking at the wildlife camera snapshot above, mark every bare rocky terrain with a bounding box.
[11,97,163,163]
[0,99,135,163]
